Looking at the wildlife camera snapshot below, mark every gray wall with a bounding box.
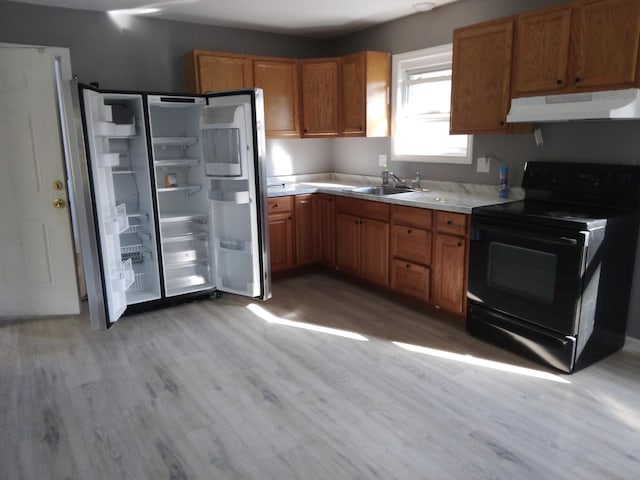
[0,0,327,92]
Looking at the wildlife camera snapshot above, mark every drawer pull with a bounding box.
[407,229,412,234]
[405,264,411,269]
[446,220,452,225]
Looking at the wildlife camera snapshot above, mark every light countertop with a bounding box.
[266,173,522,214]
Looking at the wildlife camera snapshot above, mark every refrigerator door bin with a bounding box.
[214,250,255,295]
[111,258,135,292]
[94,120,136,137]
[104,203,129,235]
[216,237,251,254]
[208,190,249,204]
[99,153,120,167]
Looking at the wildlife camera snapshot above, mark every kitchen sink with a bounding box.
[350,186,413,196]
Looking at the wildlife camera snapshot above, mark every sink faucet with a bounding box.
[411,172,422,190]
[389,172,407,187]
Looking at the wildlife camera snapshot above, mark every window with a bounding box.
[391,44,472,164]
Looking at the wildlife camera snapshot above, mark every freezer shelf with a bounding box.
[152,136,197,147]
[94,120,136,137]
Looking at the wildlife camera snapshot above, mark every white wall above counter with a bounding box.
[266,173,523,214]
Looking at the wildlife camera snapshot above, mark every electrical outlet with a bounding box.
[378,154,387,167]
[477,156,491,173]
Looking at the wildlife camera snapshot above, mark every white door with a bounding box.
[0,45,79,316]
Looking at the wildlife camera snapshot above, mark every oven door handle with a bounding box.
[474,223,582,247]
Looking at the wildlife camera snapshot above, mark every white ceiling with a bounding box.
[13,0,459,38]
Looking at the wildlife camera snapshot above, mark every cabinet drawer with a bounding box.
[336,197,389,221]
[268,195,293,214]
[435,211,468,235]
[391,225,432,265]
[390,259,430,301]
[391,205,433,229]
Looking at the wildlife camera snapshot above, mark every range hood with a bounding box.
[506,88,640,122]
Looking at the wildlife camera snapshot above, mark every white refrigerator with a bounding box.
[73,85,271,330]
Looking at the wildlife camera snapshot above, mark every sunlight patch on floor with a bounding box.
[246,304,369,341]
[393,341,571,384]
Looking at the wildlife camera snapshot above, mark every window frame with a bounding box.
[391,44,473,164]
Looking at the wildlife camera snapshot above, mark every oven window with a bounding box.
[488,242,557,303]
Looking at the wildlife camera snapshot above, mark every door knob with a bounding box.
[53,198,66,208]
[53,180,64,190]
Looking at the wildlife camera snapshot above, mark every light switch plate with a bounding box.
[378,154,388,166]
[477,157,491,173]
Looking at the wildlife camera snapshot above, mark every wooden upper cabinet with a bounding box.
[184,50,252,94]
[300,59,340,137]
[572,0,640,91]
[512,5,573,96]
[450,18,515,134]
[513,0,640,97]
[340,51,391,137]
[253,57,300,138]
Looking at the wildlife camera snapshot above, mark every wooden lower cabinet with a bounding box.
[433,211,469,314]
[335,198,389,287]
[268,196,294,273]
[294,194,320,266]
[390,259,430,300]
[389,205,433,302]
[318,194,335,267]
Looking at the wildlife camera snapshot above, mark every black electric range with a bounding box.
[467,161,640,373]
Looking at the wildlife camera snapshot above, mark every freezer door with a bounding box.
[78,88,162,328]
[204,89,271,300]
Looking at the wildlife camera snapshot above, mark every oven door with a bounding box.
[468,216,589,335]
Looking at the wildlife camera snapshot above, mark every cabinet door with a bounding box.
[294,194,320,266]
[360,218,389,287]
[433,234,467,314]
[336,213,360,276]
[300,59,340,137]
[451,19,514,134]
[195,53,253,93]
[572,0,640,90]
[269,212,294,273]
[318,194,335,267]
[512,6,573,96]
[341,52,366,136]
[391,259,430,301]
[341,51,391,137]
[253,58,300,138]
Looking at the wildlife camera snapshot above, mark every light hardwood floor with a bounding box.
[2,272,639,479]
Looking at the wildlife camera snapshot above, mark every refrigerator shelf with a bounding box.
[159,211,208,223]
[112,168,136,175]
[154,159,199,168]
[157,185,201,195]
[126,210,148,219]
[152,136,198,147]
[164,257,210,268]
[162,232,208,243]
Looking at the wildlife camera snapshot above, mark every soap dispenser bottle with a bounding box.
[381,165,389,185]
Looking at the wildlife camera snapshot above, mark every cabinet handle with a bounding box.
[500,120,505,126]
[405,263,411,269]
[288,216,292,220]
[273,204,278,208]
[457,241,463,247]
[446,220,452,225]
[407,229,412,234]
[556,79,562,85]
[575,76,581,83]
